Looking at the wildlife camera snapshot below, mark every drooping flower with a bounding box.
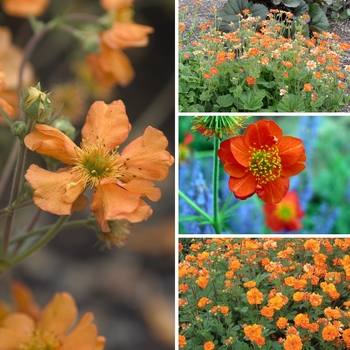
[86,1,153,89]
[24,100,174,232]
[218,119,306,204]
[0,292,105,350]
[263,191,305,231]
[1,0,49,17]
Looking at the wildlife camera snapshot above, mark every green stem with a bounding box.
[9,218,91,245]
[1,120,34,258]
[0,199,34,217]
[212,137,222,234]
[10,215,69,266]
[179,190,212,224]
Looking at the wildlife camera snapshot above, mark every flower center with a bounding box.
[276,204,294,222]
[19,329,61,350]
[71,139,124,188]
[248,145,282,184]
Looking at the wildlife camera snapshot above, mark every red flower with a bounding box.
[218,120,306,204]
[246,76,255,85]
[263,191,305,232]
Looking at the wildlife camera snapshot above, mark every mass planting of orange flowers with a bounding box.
[218,119,306,204]
[0,292,105,349]
[263,190,305,232]
[24,100,174,232]
[179,238,350,349]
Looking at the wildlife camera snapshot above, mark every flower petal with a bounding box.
[258,177,290,204]
[229,136,251,167]
[118,179,161,201]
[38,292,77,338]
[119,126,174,182]
[244,120,282,148]
[81,100,131,150]
[91,181,152,232]
[25,165,87,215]
[0,313,34,349]
[61,312,98,350]
[24,124,78,164]
[278,136,306,167]
[228,172,256,200]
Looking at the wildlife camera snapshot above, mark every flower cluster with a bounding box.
[179,238,350,349]
[179,8,350,112]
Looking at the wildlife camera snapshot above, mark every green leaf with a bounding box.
[200,90,212,101]
[277,94,305,112]
[216,94,235,108]
[340,9,350,20]
[237,90,265,111]
[282,0,302,7]
[0,258,12,272]
[218,0,269,32]
[308,3,329,33]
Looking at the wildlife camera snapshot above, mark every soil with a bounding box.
[179,0,350,112]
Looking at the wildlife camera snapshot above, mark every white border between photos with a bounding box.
[175,2,350,350]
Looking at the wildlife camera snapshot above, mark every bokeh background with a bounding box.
[0,1,175,349]
[179,116,350,234]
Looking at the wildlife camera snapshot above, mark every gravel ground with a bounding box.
[178,0,350,112]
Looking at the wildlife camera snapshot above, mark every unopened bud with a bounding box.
[11,121,26,139]
[97,220,131,248]
[51,117,76,140]
[21,83,53,123]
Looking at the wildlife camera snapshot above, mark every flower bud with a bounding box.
[11,121,26,139]
[51,116,76,141]
[21,83,53,123]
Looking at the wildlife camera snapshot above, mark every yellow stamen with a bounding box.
[71,139,125,188]
[19,329,61,350]
[248,144,282,184]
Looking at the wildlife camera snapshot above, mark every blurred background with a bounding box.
[0,1,175,349]
[179,116,350,234]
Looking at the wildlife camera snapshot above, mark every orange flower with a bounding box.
[0,292,105,350]
[24,100,174,232]
[261,306,274,319]
[246,287,263,305]
[322,324,339,341]
[210,67,219,75]
[179,334,187,348]
[246,76,255,85]
[1,0,49,17]
[276,317,288,329]
[263,191,305,231]
[197,276,209,289]
[203,341,215,350]
[203,73,212,79]
[86,44,135,88]
[303,83,313,91]
[218,120,306,204]
[100,0,134,11]
[220,306,229,316]
[283,334,302,350]
[197,297,210,308]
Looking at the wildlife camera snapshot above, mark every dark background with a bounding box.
[0,1,175,349]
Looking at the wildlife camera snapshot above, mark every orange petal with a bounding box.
[61,312,98,350]
[258,177,290,204]
[25,165,87,215]
[118,179,161,201]
[11,281,41,321]
[38,292,77,338]
[100,0,133,11]
[228,172,256,200]
[218,138,247,176]
[95,336,106,350]
[244,120,282,148]
[2,0,49,17]
[24,124,78,164]
[278,136,305,167]
[86,46,135,88]
[91,182,149,232]
[102,22,154,50]
[0,313,34,349]
[81,100,131,150]
[229,136,250,167]
[119,126,174,182]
